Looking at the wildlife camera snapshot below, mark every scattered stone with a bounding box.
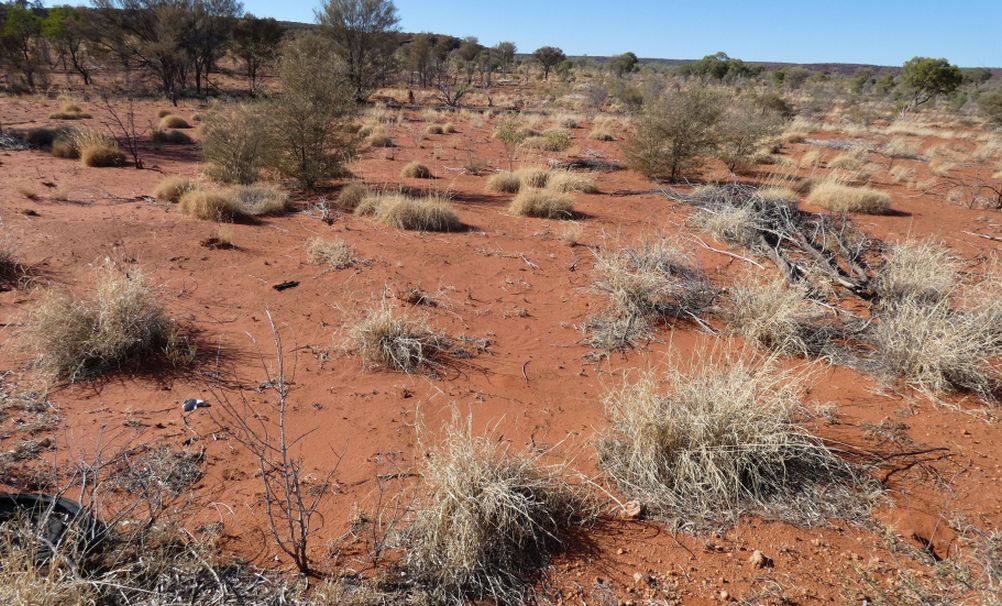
[620,500,644,520]
[748,549,773,569]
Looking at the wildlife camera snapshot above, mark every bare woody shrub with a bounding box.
[201,104,271,185]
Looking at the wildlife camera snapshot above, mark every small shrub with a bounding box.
[25,127,59,147]
[307,237,356,269]
[23,263,187,381]
[349,304,451,372]
[151,129,193,145]
[510,190,575,219]
[881,137,923,160]
[336,182,370,211]
[806,183,890,214]
[374,195,462,231]
[873,241,958,306]
[545,169,597,193]
[366,125,394,147]
[158,115,191,129]
[598,356,860,525]
[425,124,443,135]
[486,171,521,193]
[178,190,245,222]
[586,127,614,141]
[693,204,760,247]
[442,122,457,133]
[522,128,572,152]
[716,100,785,171]
[201,104,271,185]
[152,176,199,203]
[400,161,433,179]
[51,131,78,158]
[405,421,585,605]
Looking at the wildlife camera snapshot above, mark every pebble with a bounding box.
[748,549,773,569]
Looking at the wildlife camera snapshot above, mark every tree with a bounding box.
[900,56,963,110]
[42,6,95,85]
[610,51,638,77]
[265,32,358,188]
[621,87,725,182]
[184,0,243,97]
[454,35,481,83]
[1,3,43,88]
[532,45,565,80]
[316,0,399,102]
[493,40,515,73]
[964,67,992,89]
[232,14,283,93]
[978,86,1002,128]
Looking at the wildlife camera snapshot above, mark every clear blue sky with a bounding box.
[232,0,998,67]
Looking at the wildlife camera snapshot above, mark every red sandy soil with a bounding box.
[2,93,1002,604]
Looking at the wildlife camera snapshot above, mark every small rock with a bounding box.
[617,547,625,555]
[718,589,730,601]
[620,500,644,520]
[748,550,773,569]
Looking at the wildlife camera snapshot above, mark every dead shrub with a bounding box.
[349,304,452,372]
[486,171,521,193]
[806,183,890,214]
[158,114,191,129]
[151,176,200,203]
[23,263,188,381]
[400,161,432,179]
[510,190,575,219]
[873,241,958,306]
[404,421,587,605]
[598,356,866,526]
[307,237,357,270]
[178,190,245,222]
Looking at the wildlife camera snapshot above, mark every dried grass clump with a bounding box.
[425,124,444,135]
[23,264,186,381]
[598,356,862,526]
[693,205,760,247]
[510,190,575,219]
[589,239,714,348]
[486,171,522,194]
[873,241,958,306]
[367,194,462,231]
[0,230,23,287]
[151,129,193,144]
[586,127,615,141]
[522,128,572,152]
[48,102,91,120]
[726,278,826,356]
[799,149,822,168]
[365,125,394,148]
[307,237,357,270]
[881,137,923,160]
[513,167,549,188]
[158,115,191,129]
[873,298,1000,399]
[828,147,868,171]
[546,169,597,193]
[70,130,125,167]
[24,126,59,147]
[336,182,370,211]
[442,122,457,133]
[889,165,915,184]
[349,305,451,372]
[151,176,200,203]
[806,183,890,214]
[156,108,172,118]
[400,161,433,179]
[178,190,245,222]
[226,184,290,216]
[405,421,586,605]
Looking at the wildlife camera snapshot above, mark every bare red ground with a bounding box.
[2,94,1001,604]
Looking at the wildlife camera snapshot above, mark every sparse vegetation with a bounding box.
[158,114,191,129]
[151,176,199,203]
[178,190,246,222]
[873,241,958,306]
[349,304,452,372]
[486,171,521,193]
[400,160,432,178]
[23,263,190,381]
[546,169,597,193]
[201,104,270,184]
[358,193,463,231]
[70,130,125,167]
[725,278,828,356]
[307,237,357,269]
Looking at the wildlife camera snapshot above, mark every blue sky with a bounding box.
[233,0,998,67]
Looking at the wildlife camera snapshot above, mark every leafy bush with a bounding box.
[621,87,725,181]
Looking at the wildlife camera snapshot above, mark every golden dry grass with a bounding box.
[806,183,890,214]
[158,114,191,129]
[486,171,521,193]
[151,176,200,203]
[307,237,357,270]
[337,183,370,211]
[545,169,597,193]
[510,190,575,219]
[349,304,451,372]
[400,161,433,179]
[178,190,245,222]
